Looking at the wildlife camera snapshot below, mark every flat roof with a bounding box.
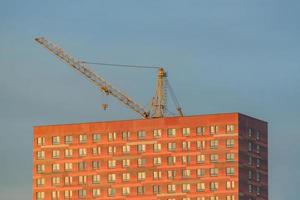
[33,112,267,128]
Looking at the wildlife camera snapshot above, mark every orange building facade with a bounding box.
[33,113,268,200]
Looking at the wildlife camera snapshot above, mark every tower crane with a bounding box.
[35,37,183,119]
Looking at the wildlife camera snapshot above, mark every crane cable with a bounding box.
[81,61,160,69]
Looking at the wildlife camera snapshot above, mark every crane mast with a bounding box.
[35,37,150,118]
[151,68,167,117]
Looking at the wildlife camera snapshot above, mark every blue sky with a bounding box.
[0,0,299,199]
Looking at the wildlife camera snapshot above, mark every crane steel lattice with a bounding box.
[35,37,183,119]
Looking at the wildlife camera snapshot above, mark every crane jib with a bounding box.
[35,37,150,119]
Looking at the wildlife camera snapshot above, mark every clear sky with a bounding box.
[0,0,299,199]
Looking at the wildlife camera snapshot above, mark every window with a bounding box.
[78,162,87,171]
[52,191,60,199]
[64,176,72,185]
[137,172,146,181]
[248,142,252,151]
[182,169,191,178]
[52,136,60,145]
[92,175,100,184]
[256,158,261,167]
[107,188,116,197]
[122,173,130,182]
[122,131,130,140]
[79,134,87,144]
[108,160,116,168]
[79,148,87,157]
[64,190,72,199]
[210,168,219,176]
[197,197,205,200]
[153,129,161,138]
[210,140,218,149]
[137,186,145,195]
[137,130,146,139]
[123,145,130,154]
[197,154,205,163]
[226,125,234,133]
[92,146,101,155]
[209,125,218,135]
[197,182,205,192]
[36,164,45,173]
[37,151,45,160]
[167,184,176,193]
[226,181,235,189]
[182,183,191,192]
[210,196,219,200]
[248,170,252,179]
[36,178,45,187]
[37,137,45,146]
[167,128,176,137]
[196,126,205,136]
[248,128,252,138]
[92,160,100,169]
[52,177,60,186]
[65,135,72,144]
[256,172,261,181]
[93,133,101,142]
[226,195,235,200]
[182,155,191,164]
[248,156,253,165]
[107,146,117,155]
[137,144,146,153]
[197,141,205,150]
[167,156,176,165]
[197,168,205,177]
[153,157,161,166]
[226,167,235,176]
[122,159,130,168]
[108,173,116,183]
[122,187,130,196]
[182,128,190,136]
[78,189,86,198]
[52,150,60,158]
[182,141,191,150]
[248,184,252,193]
[153,171,162,180]
[108,146,116,155]
[210,154,219,162]
[92,189,100,197]
[256,131,260,140]
[168,142,176,151]
[153,143,161,152]
[65,162,72,171]
[137,158,146,167]
[78,176,87,184]
[65,149,73,158]
[52,163,60,172]
[167,170,176,180]
[36,192,45,200]
[210,182,218,191]
[226,139,234,148]
[226,153,235,162]
[257,186,261,195]
[108,132,117,141]
[256,144,260,153]
[153,185,161,194]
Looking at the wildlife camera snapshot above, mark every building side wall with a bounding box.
[238,114,268,200]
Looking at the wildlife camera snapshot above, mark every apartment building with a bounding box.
[33,113,268,200]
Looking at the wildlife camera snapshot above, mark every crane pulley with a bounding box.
[35,37,183,119]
